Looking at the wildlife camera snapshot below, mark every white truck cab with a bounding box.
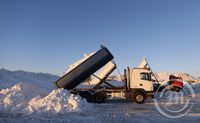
[129,68,153,92]
[124,67,154,103]
[107,67,155,104]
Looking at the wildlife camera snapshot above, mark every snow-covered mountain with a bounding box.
[0,68,59,90]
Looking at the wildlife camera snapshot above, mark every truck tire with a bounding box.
[134,91,146,104]
[94,91,106,103]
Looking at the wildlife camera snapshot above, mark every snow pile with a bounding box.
[27,89,91,113]
[0,83,48,113]
[65,52,95,74]
[0,83,92,114]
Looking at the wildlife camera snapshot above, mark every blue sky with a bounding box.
[0,0,200,77]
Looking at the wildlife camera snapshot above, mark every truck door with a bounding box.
[139,72,153,92]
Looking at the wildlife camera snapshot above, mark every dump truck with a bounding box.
[55,46,155,104]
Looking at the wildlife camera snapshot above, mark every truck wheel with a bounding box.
[94,92,106,103]
[134,92,146,104]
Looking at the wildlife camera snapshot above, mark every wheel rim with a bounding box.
[136,95,143,102]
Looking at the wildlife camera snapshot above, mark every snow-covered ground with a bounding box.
[0,98,200,123]
[0,68,200,123]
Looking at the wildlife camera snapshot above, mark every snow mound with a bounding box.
[0,83,48,113]
[27,89,92,113]
[0,83,93,114]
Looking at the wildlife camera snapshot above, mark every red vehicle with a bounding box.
[168,75,184,91]
[158,75,184,92]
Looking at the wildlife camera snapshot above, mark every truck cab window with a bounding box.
[140,73,151,81]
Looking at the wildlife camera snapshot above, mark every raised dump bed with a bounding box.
[55,47,114,90]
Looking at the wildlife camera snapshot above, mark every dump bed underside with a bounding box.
[55,47,114,90]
